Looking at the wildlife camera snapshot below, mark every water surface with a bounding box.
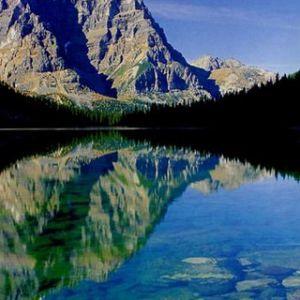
[0,132,300,300]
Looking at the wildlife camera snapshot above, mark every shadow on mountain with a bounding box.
[26,0,117,97]
[190,65,221,98]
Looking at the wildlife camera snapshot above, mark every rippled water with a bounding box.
[0,132,300,300]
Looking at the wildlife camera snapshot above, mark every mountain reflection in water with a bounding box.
[0,132,298,300]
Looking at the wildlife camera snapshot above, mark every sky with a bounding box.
[144,0,300,74]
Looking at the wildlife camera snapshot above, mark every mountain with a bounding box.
[0,0,217,105]
[192,55,275,95]
[123,71,300,130]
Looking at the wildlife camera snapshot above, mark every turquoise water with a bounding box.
[47,178,300,300]
[0,133,300,299]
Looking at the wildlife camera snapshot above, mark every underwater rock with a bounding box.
[162,257,234,283]
[283,272,300,288]
[182,257,217,265]
[236,278,278,292]
[287,290,300,300]
[162,272,233,282]
[238,258,254,267]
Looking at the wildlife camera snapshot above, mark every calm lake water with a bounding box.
[1,132,300,300]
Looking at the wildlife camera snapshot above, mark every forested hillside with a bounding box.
[0,71,299,129]
[121,72,300,129]
[0,82,122,127]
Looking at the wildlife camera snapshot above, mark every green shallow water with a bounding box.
[0,132,299,300]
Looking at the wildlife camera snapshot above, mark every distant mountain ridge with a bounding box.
[0,0,273,105]
[192,56,244,71]
[192,55,275,95]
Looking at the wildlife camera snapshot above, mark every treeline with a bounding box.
[122,129,300,182]
[0,71,300,128]
[0,81,122,127]
[120,71,300,129]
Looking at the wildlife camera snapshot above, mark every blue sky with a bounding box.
[144,0,300,74]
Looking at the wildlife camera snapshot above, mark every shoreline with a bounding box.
[0,127,207,131]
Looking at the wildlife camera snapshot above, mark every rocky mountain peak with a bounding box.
[192,55,275,95]
[223,58,244,69]
[192,55,224,72]
[0,1,275,104]
[192,55,244,72]
[0,0,215,104]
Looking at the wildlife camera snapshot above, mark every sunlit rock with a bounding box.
[283,272,300,288]
[192,55,275,95]
[0,0,214,103]
[182,257,217,265]
[236,278,278,292]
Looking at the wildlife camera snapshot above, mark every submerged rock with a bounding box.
[238,258,254,267]
[236,278,278,292]
[182,257,217,265]
[283,272,300,288]
[162,257,234,283]
[162,272,234,282]
[287,290,300,300]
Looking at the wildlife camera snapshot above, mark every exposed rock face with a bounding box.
[0,0,124,102]
[192,55,275,95]
[192,56,247,72]
[192,56,226,72]
[0,0,214,103]
[0,1,277,104]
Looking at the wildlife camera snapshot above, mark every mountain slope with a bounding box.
[0,0,216,104]
[192,55,275,95]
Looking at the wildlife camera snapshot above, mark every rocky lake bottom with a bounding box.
[47,178,300,300]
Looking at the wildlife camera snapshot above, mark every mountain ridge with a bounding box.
[0,0,217,104]
[192,55,275,95]
[0,0,274,105]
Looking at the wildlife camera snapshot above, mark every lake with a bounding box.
[0,130,300,300]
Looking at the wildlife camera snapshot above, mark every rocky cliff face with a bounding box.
[0,1,275,104]
[0,0,215,104]
[192,55,275,95]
